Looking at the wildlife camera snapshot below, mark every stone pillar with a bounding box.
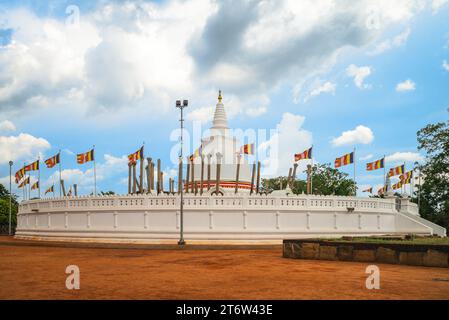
[215,153,222,194]
[207,154,212,191]
[132,162,137,194]
[128,163,132,194]
[157,159,161,194]
[235,154,241,194]
[306,164,312,195]
[73,184,78,197]
[191,157,196,195]
[250,163,256,195]
[160,171,164,193]
[61,179,66,196]
[169,178,172,193]
[291,163,298,188]
[256,161,261,194]
[146,158,152,194]
[150,160,154,191]
[200,155,204,195]
[139,157,144,194]
[287,167,292,190]
[186,160,190,193]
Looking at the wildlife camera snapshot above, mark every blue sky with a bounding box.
[0,0,448,199]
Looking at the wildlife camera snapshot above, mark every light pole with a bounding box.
[176,99,188,246]
[8,161,13,236]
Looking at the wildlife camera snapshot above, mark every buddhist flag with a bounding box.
[363,187,373,193]
[45,185,54,195]
[45,153,60,168]
[24,160,39,172]
[128,146,144,164]
[31,181,39,190]
[400,171,413,184]
[295,147,313,161]
[15,167,25,184]
[392,181,403,190]
[194,145,203,158]
[388,164,405,177]
[366,158,384,171]
[240,143,255,155]
[18,177,30,188]
[77,149,94,164]
[335,152,354,168]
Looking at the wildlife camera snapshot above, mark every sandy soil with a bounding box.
[1,238,449,300]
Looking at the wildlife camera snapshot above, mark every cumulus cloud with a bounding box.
[443,60,449,71]
[0,120,15,131]
[332,125,374,147]
[432,0,449,13]
[259,112,312,177]
[359,154,373,161]
[346,64,372,89]
[396,79,416,92]
[0,133,51,164]
[0,0,426,117]
[301,81,336,103]
[369,28,410,55]
[385,152,424,163]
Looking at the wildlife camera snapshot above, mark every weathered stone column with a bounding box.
[185,159,190,193]
[306,164,312,195]
[73,184,78,197]
[160,171,164,193]
[291,163,299,188]
[61,179,66,196]
[139,157,144,194]
[235,154,241,194]
[150,160,154,191]
[132,162,137,194]
[207,154,212,191]
[191,157,196,195]
[157,159,161,194]
[215,153,222,195]
[250,163,256,195]
[287,167,292,190]
[146,157,152,194]
[200,155,204,195]
[128,162,132,194]
[256,161,261,194]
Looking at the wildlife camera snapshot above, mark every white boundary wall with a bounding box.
[15,194,445,242]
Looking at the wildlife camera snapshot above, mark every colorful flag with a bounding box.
[24,160,39,172]
[363,187,373,193]
[194,145,203,158]
[295,147,313,161]
[45,153,60,168]
[366,158,384,171]
[15,167,25,184]
[18,177,30,188]
[335,152,354,168]
[77,149,94,164]
[128,146,144,164]
[400,171,413,184]
[240,143,255,155]
[392,181,403,190]
[45,185,54,195]
[31,181,39,190]
[388,164,405,177]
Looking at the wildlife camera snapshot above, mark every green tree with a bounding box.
[416,118,449,229]
[0,183,18,227]
[262,163,356,196]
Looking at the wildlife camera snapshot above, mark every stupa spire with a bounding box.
[211,90,228,131]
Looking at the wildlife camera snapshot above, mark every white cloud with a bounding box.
[432,0,449,13]
[0,1,426,118]
[346,64,372,89]
[332,125,374,147]
[385,152,424,163]
[0,133,51,164]
[259,112,312,177]
[442,60,449,71]
[304,81,336,102]
[0,120,16,132]
[359,154,373,161]
[369,28,411,55]
[245,106,267,117]
[396,79,416,92]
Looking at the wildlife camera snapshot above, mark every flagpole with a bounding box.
[383,155,386,190]
[93,145,97,196]
[310,145,314,195]
[22,162,25,201]
[58,149,62,197]
[38,156,41,199]
[353,147,356,196]
[402,161,406,195]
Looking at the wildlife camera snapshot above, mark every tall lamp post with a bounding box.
[8,161,13,236]
[176,99,188,246]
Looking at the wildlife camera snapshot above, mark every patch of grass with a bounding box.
[321,236,449,246]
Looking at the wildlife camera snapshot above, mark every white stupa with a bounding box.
[188,91,253,193]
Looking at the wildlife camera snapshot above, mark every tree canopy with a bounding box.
[0,184,18,226]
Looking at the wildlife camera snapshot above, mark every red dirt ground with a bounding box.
[1,238,449,300]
